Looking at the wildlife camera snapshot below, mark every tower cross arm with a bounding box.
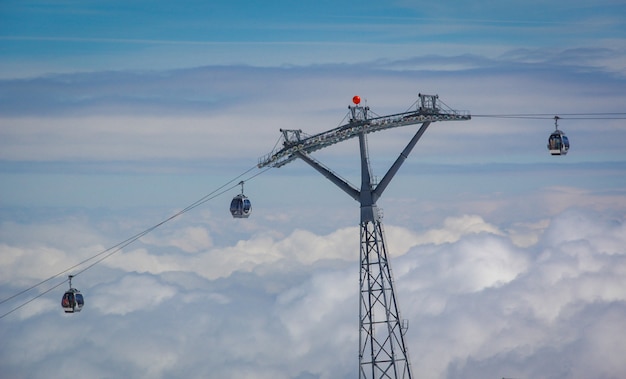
[258,94,470,169]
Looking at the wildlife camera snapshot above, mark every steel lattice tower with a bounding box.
[259,94,470,378]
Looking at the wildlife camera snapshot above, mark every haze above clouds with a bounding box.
[1,1,626,378]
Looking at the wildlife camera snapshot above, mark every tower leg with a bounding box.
[359,220,412,379]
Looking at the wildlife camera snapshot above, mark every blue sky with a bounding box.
[1,1,626,379]
[2,0,625,75]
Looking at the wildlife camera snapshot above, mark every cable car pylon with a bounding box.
[259,93,471,379]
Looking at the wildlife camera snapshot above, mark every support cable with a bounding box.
[472,113,626,120]
[0,164,272,319]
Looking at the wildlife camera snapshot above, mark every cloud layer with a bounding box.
[1,208,625,379]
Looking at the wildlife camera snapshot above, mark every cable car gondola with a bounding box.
[230,181,251,218]
[61,275,84,313]
[547,116,570,155]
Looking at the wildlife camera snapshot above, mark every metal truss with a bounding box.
[359,219,411,379]
[259,93,470,379]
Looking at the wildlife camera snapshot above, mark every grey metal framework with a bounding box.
[259,94,470,379]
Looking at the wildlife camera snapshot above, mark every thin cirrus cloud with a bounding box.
[1,51,625,169]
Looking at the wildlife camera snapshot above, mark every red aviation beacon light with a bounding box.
[352,95,361,105]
